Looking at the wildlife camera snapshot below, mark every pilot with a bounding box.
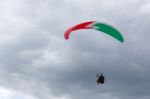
[96,74,105,85]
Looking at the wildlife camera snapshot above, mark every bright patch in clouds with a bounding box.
[0,86,36,99]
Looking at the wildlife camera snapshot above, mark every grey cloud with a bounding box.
[0,0,150,99]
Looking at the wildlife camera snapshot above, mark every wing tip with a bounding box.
[64,34,69,40]
[119,38,124,43]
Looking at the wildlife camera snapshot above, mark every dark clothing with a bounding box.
[96,74,105,85]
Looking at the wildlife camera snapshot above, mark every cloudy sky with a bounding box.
[0,0,150,99]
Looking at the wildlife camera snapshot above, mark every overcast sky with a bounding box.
[0,0,150,99]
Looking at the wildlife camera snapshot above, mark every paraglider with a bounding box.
[64,21,124,86]
[64,21,124,43]
[96,74,105,85]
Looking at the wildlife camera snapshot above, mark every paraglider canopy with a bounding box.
[64,21,124,43]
